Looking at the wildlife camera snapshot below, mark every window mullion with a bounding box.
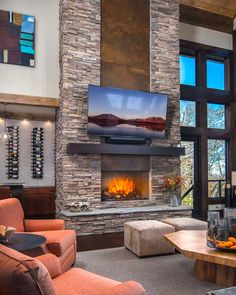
[197,50,206,88]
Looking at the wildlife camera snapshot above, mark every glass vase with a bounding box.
[215,218,228,243]
[206,211,220,245]
[170,193,179,207]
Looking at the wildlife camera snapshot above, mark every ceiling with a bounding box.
[180,0,236,19]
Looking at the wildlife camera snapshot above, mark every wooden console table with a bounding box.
[165,230,236,287]
[0,185,55,218]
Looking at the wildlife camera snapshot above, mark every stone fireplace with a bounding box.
[56,0,192,238]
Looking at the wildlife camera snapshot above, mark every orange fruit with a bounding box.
[228,237,236,245]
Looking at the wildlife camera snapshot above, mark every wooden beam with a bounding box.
[180,0,236,19]
[180,4,233,34]
[0,93,59,108]
[0,111,55,122]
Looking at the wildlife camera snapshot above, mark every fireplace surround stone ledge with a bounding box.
[61,205,193,236]
[62,205,192,217]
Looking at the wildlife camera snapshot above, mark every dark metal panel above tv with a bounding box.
[67,143,185,156]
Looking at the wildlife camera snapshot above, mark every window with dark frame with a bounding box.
[180,40,233,217]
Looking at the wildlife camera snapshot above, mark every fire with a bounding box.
[108,177,135,197]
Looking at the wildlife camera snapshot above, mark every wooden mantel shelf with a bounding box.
[0,93,59,108]
[67,143,185,156]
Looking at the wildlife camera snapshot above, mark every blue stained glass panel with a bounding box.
[180,55,196,86]
[20,40,33,47]
[207,60,225,90]
[23,15,35,22]
[20,33,33,40]
[20,46,35,55]
[21,21,34,34]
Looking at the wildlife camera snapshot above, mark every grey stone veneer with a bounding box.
[63,206,192,235]
[57,0,182,234]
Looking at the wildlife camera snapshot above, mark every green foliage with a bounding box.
[182,195,193,206]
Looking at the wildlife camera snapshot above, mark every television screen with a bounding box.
[87,85,168,139]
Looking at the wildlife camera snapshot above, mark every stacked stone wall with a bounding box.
[57,0,183,233]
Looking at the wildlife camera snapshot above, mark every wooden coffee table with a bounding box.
[165,230,236,287]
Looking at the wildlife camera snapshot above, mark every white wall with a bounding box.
[0,119,55,187]
[180,22,233,50]
[0,0,59,98]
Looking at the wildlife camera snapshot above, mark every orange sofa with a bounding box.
[0,243,146,295]
[0,198,76,272]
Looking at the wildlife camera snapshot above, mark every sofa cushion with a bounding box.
[0,198,25,232]
[24,219,65,232]
[53,268,120,295]
[58,243,76,273]
[100,281,146,295]
[0,244,56,295]
[35,230,76,257]
[162,217,207,231]
[36,254,62,279]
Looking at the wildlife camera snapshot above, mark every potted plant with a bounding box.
[162,175,186,207]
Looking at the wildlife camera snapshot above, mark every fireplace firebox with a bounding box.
[101,171,149,201]
[101,155,150,202]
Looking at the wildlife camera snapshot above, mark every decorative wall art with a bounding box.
[0,9,35,67]
[31,127,44,179]
[6,126,19,179]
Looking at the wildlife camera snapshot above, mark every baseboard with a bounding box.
[77,232,124,252]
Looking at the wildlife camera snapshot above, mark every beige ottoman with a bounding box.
[124,220,175,257]
[161,217,207,231]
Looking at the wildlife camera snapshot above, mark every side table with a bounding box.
[2,233,46,251]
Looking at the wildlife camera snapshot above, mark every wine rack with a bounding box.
[6,126,19,179]
[31,127,44,179]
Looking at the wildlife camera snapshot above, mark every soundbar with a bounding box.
[105,137,147,145]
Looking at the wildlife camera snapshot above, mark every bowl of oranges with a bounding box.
[207,217,236,252]
[214,236,236,251]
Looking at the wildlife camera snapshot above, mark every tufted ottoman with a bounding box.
[124,220,175,257]
[161,217,207,231]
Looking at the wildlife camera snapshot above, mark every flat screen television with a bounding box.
[87,85,168,139]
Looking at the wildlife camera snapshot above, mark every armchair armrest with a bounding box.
[24,219,65,232]
[101,281,146,295]
[36,253,62,279]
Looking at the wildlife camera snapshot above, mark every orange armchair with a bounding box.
[24,219,65,231]
[0,244,146,295]
[0,198,76,272]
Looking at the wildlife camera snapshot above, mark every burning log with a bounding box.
[108,176,135,197]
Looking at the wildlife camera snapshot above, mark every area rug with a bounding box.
[76,247,222,295]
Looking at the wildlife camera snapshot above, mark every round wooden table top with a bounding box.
[2,233,46,251]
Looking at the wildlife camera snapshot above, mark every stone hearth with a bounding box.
[62,205,192,235]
